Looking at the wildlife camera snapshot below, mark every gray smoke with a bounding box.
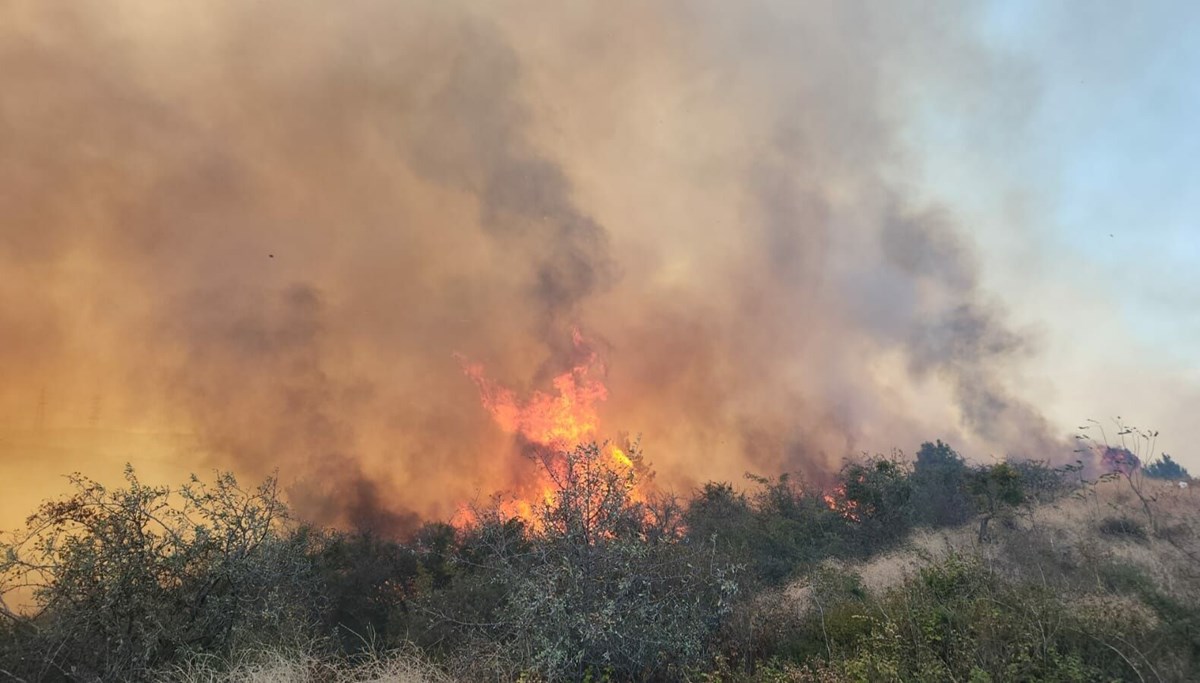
[0,0,1071,530]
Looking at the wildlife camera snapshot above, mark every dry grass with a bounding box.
[158,646,456,683]
[786,476,1200,610]
[1017,477,1200,598]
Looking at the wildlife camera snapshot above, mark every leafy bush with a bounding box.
[910,440,973,527]
[737,566,867,669]
[1010,459,1074,496]
[308,529,420,653]
[0,467,318,681]
[416,443,740,681]
[684,482,757,568]
[1098,516,1149,541]
[837,455,913,552]
[771,555,1178,682]
[5,436,1194,682]
[966,462,1026,542]
[747,474,854,583]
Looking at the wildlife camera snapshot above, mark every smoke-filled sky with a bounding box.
[2,0,1196,532]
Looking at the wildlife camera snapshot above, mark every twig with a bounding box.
[0,668,30,683]
[1087,634,1145,683]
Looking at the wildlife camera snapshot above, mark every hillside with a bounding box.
[757,478,1200,681]
[794,477,1198,600]
[3,447,1198,682]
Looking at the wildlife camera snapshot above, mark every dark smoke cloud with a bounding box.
[0,0,1071,531]
[399,19,613,349]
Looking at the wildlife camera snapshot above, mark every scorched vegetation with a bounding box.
[2,438,1199,681]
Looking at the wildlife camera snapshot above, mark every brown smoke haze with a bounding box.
[0,1,1070,533]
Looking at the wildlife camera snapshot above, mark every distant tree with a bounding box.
[684,482,756,566]
[910,440,972,527]
[1145,454,1190,481]
[1102,446,1141,476]
[967,462,1025,542]
[1009,459,1075,506]
[840,454,914,549]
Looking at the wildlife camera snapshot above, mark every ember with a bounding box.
[822,483,862,522]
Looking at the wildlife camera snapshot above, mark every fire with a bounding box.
[610,446,633,469]
[457,330,641,528]
[459,331,607,449]
[823,484,861,522]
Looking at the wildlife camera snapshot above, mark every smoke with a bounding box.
[0,0,1070,531]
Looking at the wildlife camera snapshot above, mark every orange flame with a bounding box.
[459,332,607,449]
[457,331,641,528]
[823,484,861,522]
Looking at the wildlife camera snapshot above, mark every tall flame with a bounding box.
[459,334,607,449]
[456,331,638,527]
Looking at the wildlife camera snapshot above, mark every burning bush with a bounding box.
[1102,446,1141,476]
[837,455,914,551]
[412,442,739,681]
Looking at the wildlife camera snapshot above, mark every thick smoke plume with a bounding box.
[0,1,1069,532]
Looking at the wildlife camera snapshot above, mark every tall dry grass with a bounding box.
[785,475,1200,612]
[158,645,455,683]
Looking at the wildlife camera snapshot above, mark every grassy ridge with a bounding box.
[2,443,1197,681]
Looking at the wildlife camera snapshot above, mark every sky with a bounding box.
[0,0,1196,532]
[900,0,1200,463]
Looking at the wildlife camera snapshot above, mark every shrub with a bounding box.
[689,453,922,588]
[1098,516,1149,541]
[781,556,1157,682]
[0,467,318,681]
[308,529,420,652]
[683,473,853,587]
[1012,459,1073,494]
[419,443,739,681]
[751,474,855,583]
[684,482,756,565]
[910,440,972,527]
[967,462,1025,542]
[838,455,913,552]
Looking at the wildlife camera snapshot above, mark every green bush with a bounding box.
[753,474,855,582]
[801,558,1096,681]
[910,440,973,527]
[838,455,913,552]
[685,482,756,566]
[0,467,319,681]
[308,529,420,652]
[684,473,853,587]
[3,440,1192,682]
[967,462,1026,542]
[740,554,1200,682]
[1010,459,1075,505]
